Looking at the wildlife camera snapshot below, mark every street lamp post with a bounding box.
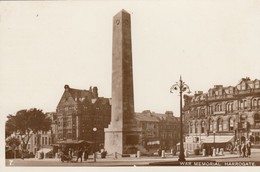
[170,76,191,162]
[93,127,97,162]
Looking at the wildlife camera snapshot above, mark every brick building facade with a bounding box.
[56,85,111,148]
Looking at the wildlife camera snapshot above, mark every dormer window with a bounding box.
[218,89,222,96]
[229,87,233,94]
[242,83,246,90]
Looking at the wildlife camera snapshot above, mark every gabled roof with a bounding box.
[68,88,93,100]
[57,85,96,107]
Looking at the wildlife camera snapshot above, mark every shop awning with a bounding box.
[56,140,94,145]
[147,140,160,145]
[201,135,234,144]
[37,148,52,153]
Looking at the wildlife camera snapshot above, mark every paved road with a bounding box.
[5,149,260,167]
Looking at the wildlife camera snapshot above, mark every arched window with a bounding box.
[229,118,234,131]
[201,121,205,133]
[216,104,219,111]
[227,103,230,112]
[244,100,247,109]
[218,118,223,131]
[189,122,193,134]
[195,122,198,133]
[209,119,213,131]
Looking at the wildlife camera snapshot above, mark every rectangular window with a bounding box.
[230,120,234,131]
[240,101,244,109]
[256,82,259,88]
[242,83,246,90]
[219,124,223,131]
[201,126,204,133]
[223,123,228,131]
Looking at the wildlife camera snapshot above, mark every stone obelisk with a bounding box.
[105,9,140,155]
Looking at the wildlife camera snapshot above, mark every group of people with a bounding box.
[203,144,215,156]
[61,146,90,162]
[234,139,252,158]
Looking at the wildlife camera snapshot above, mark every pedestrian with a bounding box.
[76,148,83,162]
[206,144,210,156]
[241,141,246,158]
[158,148,162,157]
[84,147,89,161]
[210,146,214,156]
[69,148,73,158]
[246,139,251,158]
[236,141,241,157]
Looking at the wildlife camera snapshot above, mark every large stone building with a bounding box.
[56,85,111,148]
[183,77,260,151]
[55,84,180,154]
[134,110,180,152]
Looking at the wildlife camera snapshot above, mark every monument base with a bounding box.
[104,124,141,155]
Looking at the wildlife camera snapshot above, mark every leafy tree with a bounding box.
[5,114,17,137]
[5,137,21,158]
[5,108,52,154]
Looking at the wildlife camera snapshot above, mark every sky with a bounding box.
[0,0,260,121]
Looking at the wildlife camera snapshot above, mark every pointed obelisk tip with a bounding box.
[114,9,130,18]
[121,9,130,14]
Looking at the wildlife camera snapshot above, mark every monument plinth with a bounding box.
[104,10,140,155]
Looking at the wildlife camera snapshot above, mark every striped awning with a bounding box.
[202,135,234,143]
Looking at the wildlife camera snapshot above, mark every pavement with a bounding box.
[6,149,260,166]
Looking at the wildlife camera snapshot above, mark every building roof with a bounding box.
[134,112,159,122]
[134,110,179,122]
[68,88,93,101]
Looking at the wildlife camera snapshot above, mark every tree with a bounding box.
[5,108,52,155]
[6,137,21,159]
[5,114,17,138]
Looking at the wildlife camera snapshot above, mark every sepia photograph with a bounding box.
[1,0,260,171]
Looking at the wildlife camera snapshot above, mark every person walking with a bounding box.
[236,141,241,157]
[84,147,89,161]
[68,148,73,159]
[241,141,246,158]
[76,148,83,162]
[246,139,251,158]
